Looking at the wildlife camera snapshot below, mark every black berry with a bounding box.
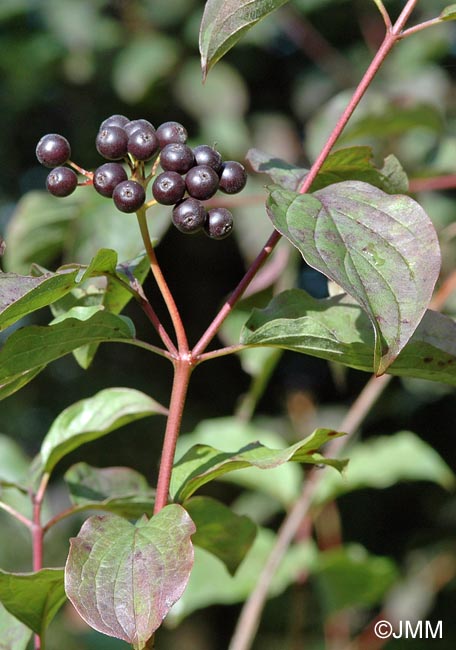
[152,171,186,205]
[193,145,222,173]
[36,134,71,168]
[96,126,128,160]
[46,167,78,197]
[127,129,159,161]
[124,119,155,137]
[93,162,128,197]
[112,180,145,213]
[219,161,247,194]
[204,208,234,240]
[160,143,194,174]
[185,165,219,200]
[100,114,130,129]
[156,121,188,148]
[172,198,206,234]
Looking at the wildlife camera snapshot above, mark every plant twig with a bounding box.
[372,0,392,30]
[0,501,33,529]
[409,174,456,193]
[401,16,443,38]
[32,472,50,650]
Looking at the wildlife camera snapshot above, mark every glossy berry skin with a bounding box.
[100,114,130,129]
[36,134,71,168]
[204,208,234,240]
[156,121,188,148]
[96,126,128,160]
[127,129,159,161]
[112,180,145,213]
[185,165,219,200]
[193,145,222,173]
[93,162,128,197]
[124,119,155,136]
[219,161,247,194]
[46,167,78,197]
[172,198,206,234]
[160,143,194,174]
[152,171,186,205]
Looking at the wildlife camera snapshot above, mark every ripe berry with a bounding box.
[172,198,206,234]
[152,171,186,205]
[96,126,128,160]
[112,180,145,213]
[193,145,222,173]
[156,121,188,148]
[127,129,159,161]
[219,161,247,194]
[100,114,130,129]
[124,119,155,137]
[46,167,78,197]
[36,134,71,168]
[204,208,234,240]
[185,165,219,200]
[160,143,194,174]
[93,162,128,197]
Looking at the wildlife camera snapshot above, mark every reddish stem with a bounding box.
[32,473,49,650]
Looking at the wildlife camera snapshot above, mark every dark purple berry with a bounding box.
[193,145,222,173]
[152,171,186,205]
[46,167,78,197]
[219,161,247,194]
[36,134,71,168]
[124,119,155,137]
[100,114,130,129]
[112,180,145,213]
[160,143,195,174]
[127,129,159,161]
[172,198,206,234]
[96,126,128,160]
[185,165,219,200]
[204,208,234,240]
[93,162,128,197]
[156,121,188,148]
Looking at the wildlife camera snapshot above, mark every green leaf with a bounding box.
[267,182,441,373]
[168,529,316,623]
[185,496,257,575]
[313,431,455,505]
[441,5,456,20]
[65,506,195,649]
[247,146,408,194]
[171,426,346,504]
[40,388,167,475]
[64,462,155,518]
[241,289,456,386]
[174,418,304,506]
[0,603,32,650]
[199,0,290,80]
[314,545,398,615]
[0,569,66,637]
[0,310,135,400]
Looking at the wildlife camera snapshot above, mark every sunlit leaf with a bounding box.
[440,5,456,21]
[199,0,290,80]
[267,182,441,373]
[65,506,195,649]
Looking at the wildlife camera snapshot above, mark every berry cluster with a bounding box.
[36,115,247,240]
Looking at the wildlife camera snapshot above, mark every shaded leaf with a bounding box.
[241,289,456,386]
[40,388,167,475]
[185,496,257,575]
[171,427,346,504]
[0,603,32,650]
[441,5,456,20]
[313,431,455,505]
[0,569,66,636]
[65,506,195,649]
[200,0,290,80]
[267,181,441,373]
[246,148,308,191]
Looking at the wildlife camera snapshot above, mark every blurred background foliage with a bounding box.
[1,0,456,648]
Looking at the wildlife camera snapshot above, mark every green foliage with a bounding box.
[0,602,32,650]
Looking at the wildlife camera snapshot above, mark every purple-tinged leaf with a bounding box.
[200,0,290,80]
[0,569,66,636]
[267,181,441,373]
[65,506,195,649]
